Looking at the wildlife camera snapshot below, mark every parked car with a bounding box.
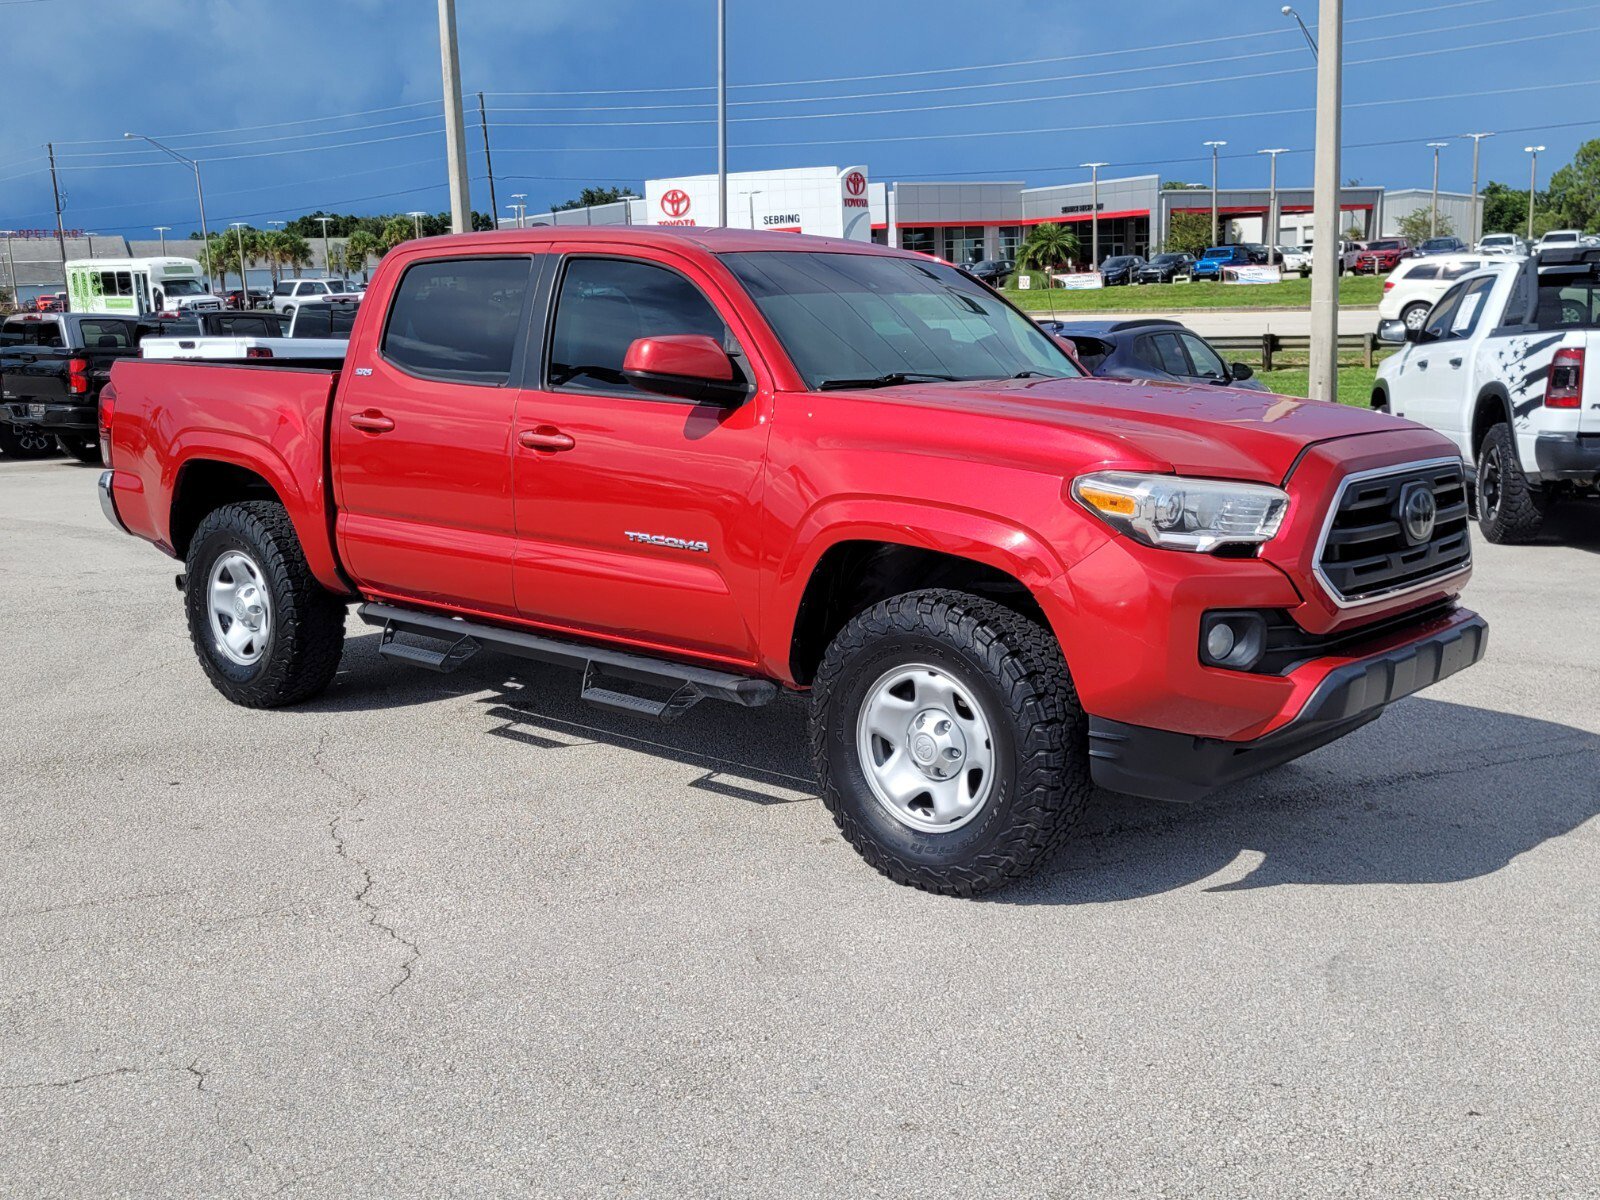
[1241,243,1271,265]
[1096,255,1146,286]
[99,226,1486,896]
[270,277,361,316]
[32,293,66,313]
[1,323,66,457]
[1191,245,1254,281]
[1417,236,1469,257]
[1354,239,1413,274]
[961,259,1012,288]
[1278,246,1313,275]
[1536,230,1585,255]
[1476,233,1531,257]
[0,312,177,462]
[1373,245,1600,543]
[1037,318,1268,392]
[1135,253,1195,283]
[224,288,272,310]
[1377,254,1516,332]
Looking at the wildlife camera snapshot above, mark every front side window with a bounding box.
[1422,283,1467,341]
[381,256,531,384]
[1449,277,1495,337]
[724,251,1080,389]
[548,257,735,396]
[1139,332,1191,376]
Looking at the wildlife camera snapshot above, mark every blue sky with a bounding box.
[2,0,1597,237]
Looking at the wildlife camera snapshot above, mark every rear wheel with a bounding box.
[0,424,59,459]
[184,501,346,707]
[1476,422,1548,544]
[55,435,102,464]
[809,590,1090,896]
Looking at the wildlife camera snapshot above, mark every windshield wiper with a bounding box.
[816,371,958,391]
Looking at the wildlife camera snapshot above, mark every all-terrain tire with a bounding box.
[184,501,346,707]
[0,424,60,459]
[56,435,102,464]
[1475,422,1548,544]
[809,589,1090,896]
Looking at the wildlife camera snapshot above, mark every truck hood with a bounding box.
[875,376,1421,484]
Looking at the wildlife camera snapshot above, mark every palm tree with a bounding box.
[279,232,313,279]
[378,216,414,255]
[344,230,380,282]
[1017,223,1082,277]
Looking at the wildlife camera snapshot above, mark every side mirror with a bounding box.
[1229,361,1254,382]
[622,334,744,405]
[1376,319,1410,345]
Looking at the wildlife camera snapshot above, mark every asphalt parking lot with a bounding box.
[2,457,1597,1198]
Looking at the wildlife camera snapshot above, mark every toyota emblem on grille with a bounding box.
[1399,481,1438,545]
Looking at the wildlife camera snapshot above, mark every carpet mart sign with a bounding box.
[645,167,872,240]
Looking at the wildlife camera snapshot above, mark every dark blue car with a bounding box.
[1191,245,1253,281]
[1038,318,1268,392]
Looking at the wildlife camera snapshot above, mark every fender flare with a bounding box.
[1469,381,1516,461]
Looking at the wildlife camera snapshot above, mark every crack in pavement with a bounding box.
[312,731,420,998]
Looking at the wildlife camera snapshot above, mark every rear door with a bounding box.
[508,246,770,663]
[331,253,538,616]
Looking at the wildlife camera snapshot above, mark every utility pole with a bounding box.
[1080,162,1108,268]
[1525,145,1545,240]
[1259,149,1288,266]
[716,0,728,226]
[1205,140,1227,245]
[1427,142,1447,237]
[1308,0,1343,404]
[230,222,249,299]
[46,142,67,270]
[436,0,472,233]
[154,225,170,255]
[1463,132,1492,246]
[477,92,499,229]
[316,216,333,279]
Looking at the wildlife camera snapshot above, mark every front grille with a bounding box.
[1316,460,1471,604]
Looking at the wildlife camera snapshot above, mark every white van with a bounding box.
[64,258,224,317]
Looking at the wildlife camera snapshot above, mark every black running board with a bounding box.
[359,602,778,721]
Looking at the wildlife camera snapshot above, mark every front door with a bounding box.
[1396,276,1492,438]
[331,253,537,616]
[510,248,770,664]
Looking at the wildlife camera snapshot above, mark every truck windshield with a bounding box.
[721,251,1081,389]
[160,279,207,296]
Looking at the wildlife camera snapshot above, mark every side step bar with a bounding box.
[358,602,778,722]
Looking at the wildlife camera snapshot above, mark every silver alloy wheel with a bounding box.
[1403,303,1429,331]
[207,550,271,666]
[855,662,996,833]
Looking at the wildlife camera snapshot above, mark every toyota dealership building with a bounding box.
[503,165,1467,263]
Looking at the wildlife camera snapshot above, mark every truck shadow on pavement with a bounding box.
[1531,501,1600,556]
[313,632,1600,904]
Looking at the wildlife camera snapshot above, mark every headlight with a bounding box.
[1071,470,1289,552]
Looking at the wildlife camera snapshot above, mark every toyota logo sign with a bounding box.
[845,171,866,197]
[1398,481,1438,545]
[661,189,692,218]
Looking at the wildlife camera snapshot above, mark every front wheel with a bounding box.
[809,590,1090,896]
[184,501,346,707]
[1476,422,1548,543]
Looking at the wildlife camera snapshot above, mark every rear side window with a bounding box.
[1404,264,1439,281]
[548,257,733,396]
[381,257,531,384]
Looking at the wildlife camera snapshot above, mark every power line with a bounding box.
[55,115,444,159]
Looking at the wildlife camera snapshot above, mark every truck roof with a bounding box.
[409,226,912,258]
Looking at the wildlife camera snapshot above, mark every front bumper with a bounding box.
[1086,610,1488,802]
[4,400,95,433]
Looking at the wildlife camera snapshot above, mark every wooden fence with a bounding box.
[1209,332,1381,370]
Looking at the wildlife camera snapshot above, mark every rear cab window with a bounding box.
[380,256,533,384]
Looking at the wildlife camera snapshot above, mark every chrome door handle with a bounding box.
[519,427,575,452]
[349,410,394,433]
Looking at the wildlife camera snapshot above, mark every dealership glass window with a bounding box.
[998,227,1024,261]
[943,226,985,265]
[899,228,935,256]
[381,256,531,384]
[548,257,738,397]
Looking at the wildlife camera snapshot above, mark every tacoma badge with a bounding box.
[625,531,710,553]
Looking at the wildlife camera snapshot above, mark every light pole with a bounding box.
[1204,141,1227,245]
[1282,5,1318,55]
[1308,0,1343,404]
[316,216,333,279]
[1080,162,1108,267]
[1463,132,1493,246]
[1427,142,1448,237]
[1525,145,1546,240]
[408,211,427,240]
[716,0,727,226]
[436,0,472,233]
[230,222,250,300]
[739,189,762,229]
[0,231,16,309]
[154,225,170,255]
[510,193,527,229]
[1258,149,1289,265]
[125,132,211,287]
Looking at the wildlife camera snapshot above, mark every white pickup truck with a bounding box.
[1373,247,1600,542]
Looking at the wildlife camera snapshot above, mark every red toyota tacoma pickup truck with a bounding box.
[99,227,1487,895]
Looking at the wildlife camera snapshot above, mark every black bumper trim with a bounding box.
[3,401,96,433]
[1087,612,1489,803]
[1531,433,1600,483]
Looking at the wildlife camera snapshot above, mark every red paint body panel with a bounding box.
[104,225,1480,752]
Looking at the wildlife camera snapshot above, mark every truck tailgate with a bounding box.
[5,349,71,402]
